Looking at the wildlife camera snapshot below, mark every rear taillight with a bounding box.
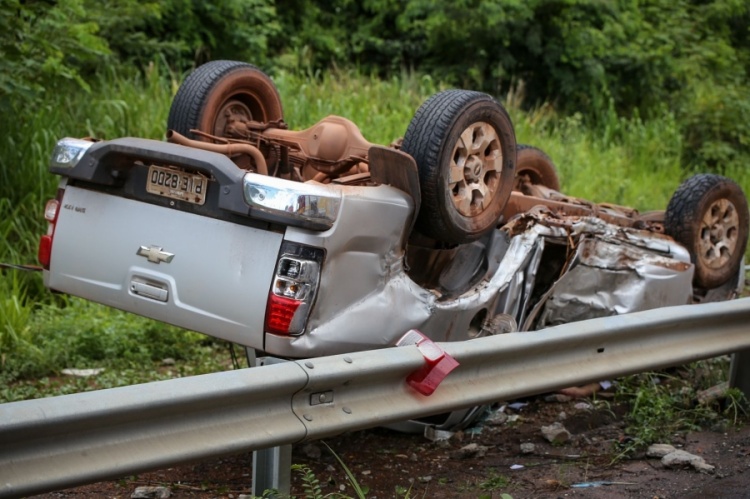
[44,199,60,222]
[38,196,62,269]
[37,235,53,268]
[265,242,324,336]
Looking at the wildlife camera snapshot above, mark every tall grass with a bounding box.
[0,64,178,273]
[511,105,686,211]
[0,63,182,374]
[2,63,749,383]
[274,70,443,144]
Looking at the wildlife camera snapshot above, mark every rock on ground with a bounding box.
[131,486,171,498]
[541,421,571,444]
[661,449,715,473]
[647,443,676,458]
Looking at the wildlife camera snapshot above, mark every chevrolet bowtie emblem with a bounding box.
[136,245,175,264]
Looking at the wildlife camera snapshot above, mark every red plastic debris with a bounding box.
[396,329,459,396]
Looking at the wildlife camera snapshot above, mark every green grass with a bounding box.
[0,295,233,402]
[512,106,683,210]
[274,69,443,144]
[613,358,748,459]
[2,63,750,400]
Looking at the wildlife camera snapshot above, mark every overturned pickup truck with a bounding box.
[40,61,748,361]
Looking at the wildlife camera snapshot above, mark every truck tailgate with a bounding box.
[45,185,283,349]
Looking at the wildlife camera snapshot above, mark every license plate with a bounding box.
[146,165,207,205]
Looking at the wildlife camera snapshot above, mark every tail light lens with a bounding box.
[44,199,60,222]
[38,235,53,268]
[38,195,62,269]
[265,242,324,336]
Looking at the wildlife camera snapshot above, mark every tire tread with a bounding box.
[167,60,261,138]
[402,90,514,243]
[665,173,749,288]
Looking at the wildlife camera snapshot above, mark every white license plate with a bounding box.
[146,165,207,205]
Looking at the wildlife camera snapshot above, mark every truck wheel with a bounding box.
[515,144,560,191]
[401,90,516,244]
[665,174,749,288]
[167,60,283,140]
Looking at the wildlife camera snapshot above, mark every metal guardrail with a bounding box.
[2,297,750,498]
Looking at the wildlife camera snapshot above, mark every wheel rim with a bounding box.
[698,198,739,269]
[212,98,255,138]
[449,122,503,216]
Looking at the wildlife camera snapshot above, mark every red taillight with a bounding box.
[38,197,62,269]
[38,235,53,268]
[264,243,324,336]
[265,294,302,335]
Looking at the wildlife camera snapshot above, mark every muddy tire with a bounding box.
[515,144,560,191]
[665,174,749,288]
[167,60,283,140]
[401,90,516,244]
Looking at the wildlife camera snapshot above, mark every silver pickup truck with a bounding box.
[39,61,749,362]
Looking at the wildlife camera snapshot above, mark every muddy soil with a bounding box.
[29,393,750,499]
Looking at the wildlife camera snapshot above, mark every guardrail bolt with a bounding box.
[342,407,352,414]
[344,357,352,364]
[303,414,313,421]
[305,362,314,369]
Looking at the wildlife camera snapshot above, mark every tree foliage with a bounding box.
[1,0,748,170]
[0,0,108,105]
[0,0,278,111]
[275,0,750,170]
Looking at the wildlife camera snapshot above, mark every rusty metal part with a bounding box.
[502,190,665,230]
[262,115,374,175]
[311,171,328,183]
[167,130,268,176]
[0,263,42,272]
[172,115,376,180]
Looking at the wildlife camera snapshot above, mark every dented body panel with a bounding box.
[267,207,698,357]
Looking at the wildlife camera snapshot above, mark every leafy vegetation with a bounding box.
[3,0,749,171]
[0,295,232,403]
[275,0,750,171]
[615,358,748,458]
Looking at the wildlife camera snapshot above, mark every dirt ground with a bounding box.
[29,390,750,499]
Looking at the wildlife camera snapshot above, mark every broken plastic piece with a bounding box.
[571,481,636,488]
[397,329,459,396]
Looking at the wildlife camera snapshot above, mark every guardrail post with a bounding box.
[252,444,292,496]
[250,352,293,497]
[729,348,750,399]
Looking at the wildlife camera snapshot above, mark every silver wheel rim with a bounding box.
[449,122,503,216]
[699,198,739,269]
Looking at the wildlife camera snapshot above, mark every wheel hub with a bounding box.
[699,198,739,269]
[216,99,253,138]
[449,122,503,216]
